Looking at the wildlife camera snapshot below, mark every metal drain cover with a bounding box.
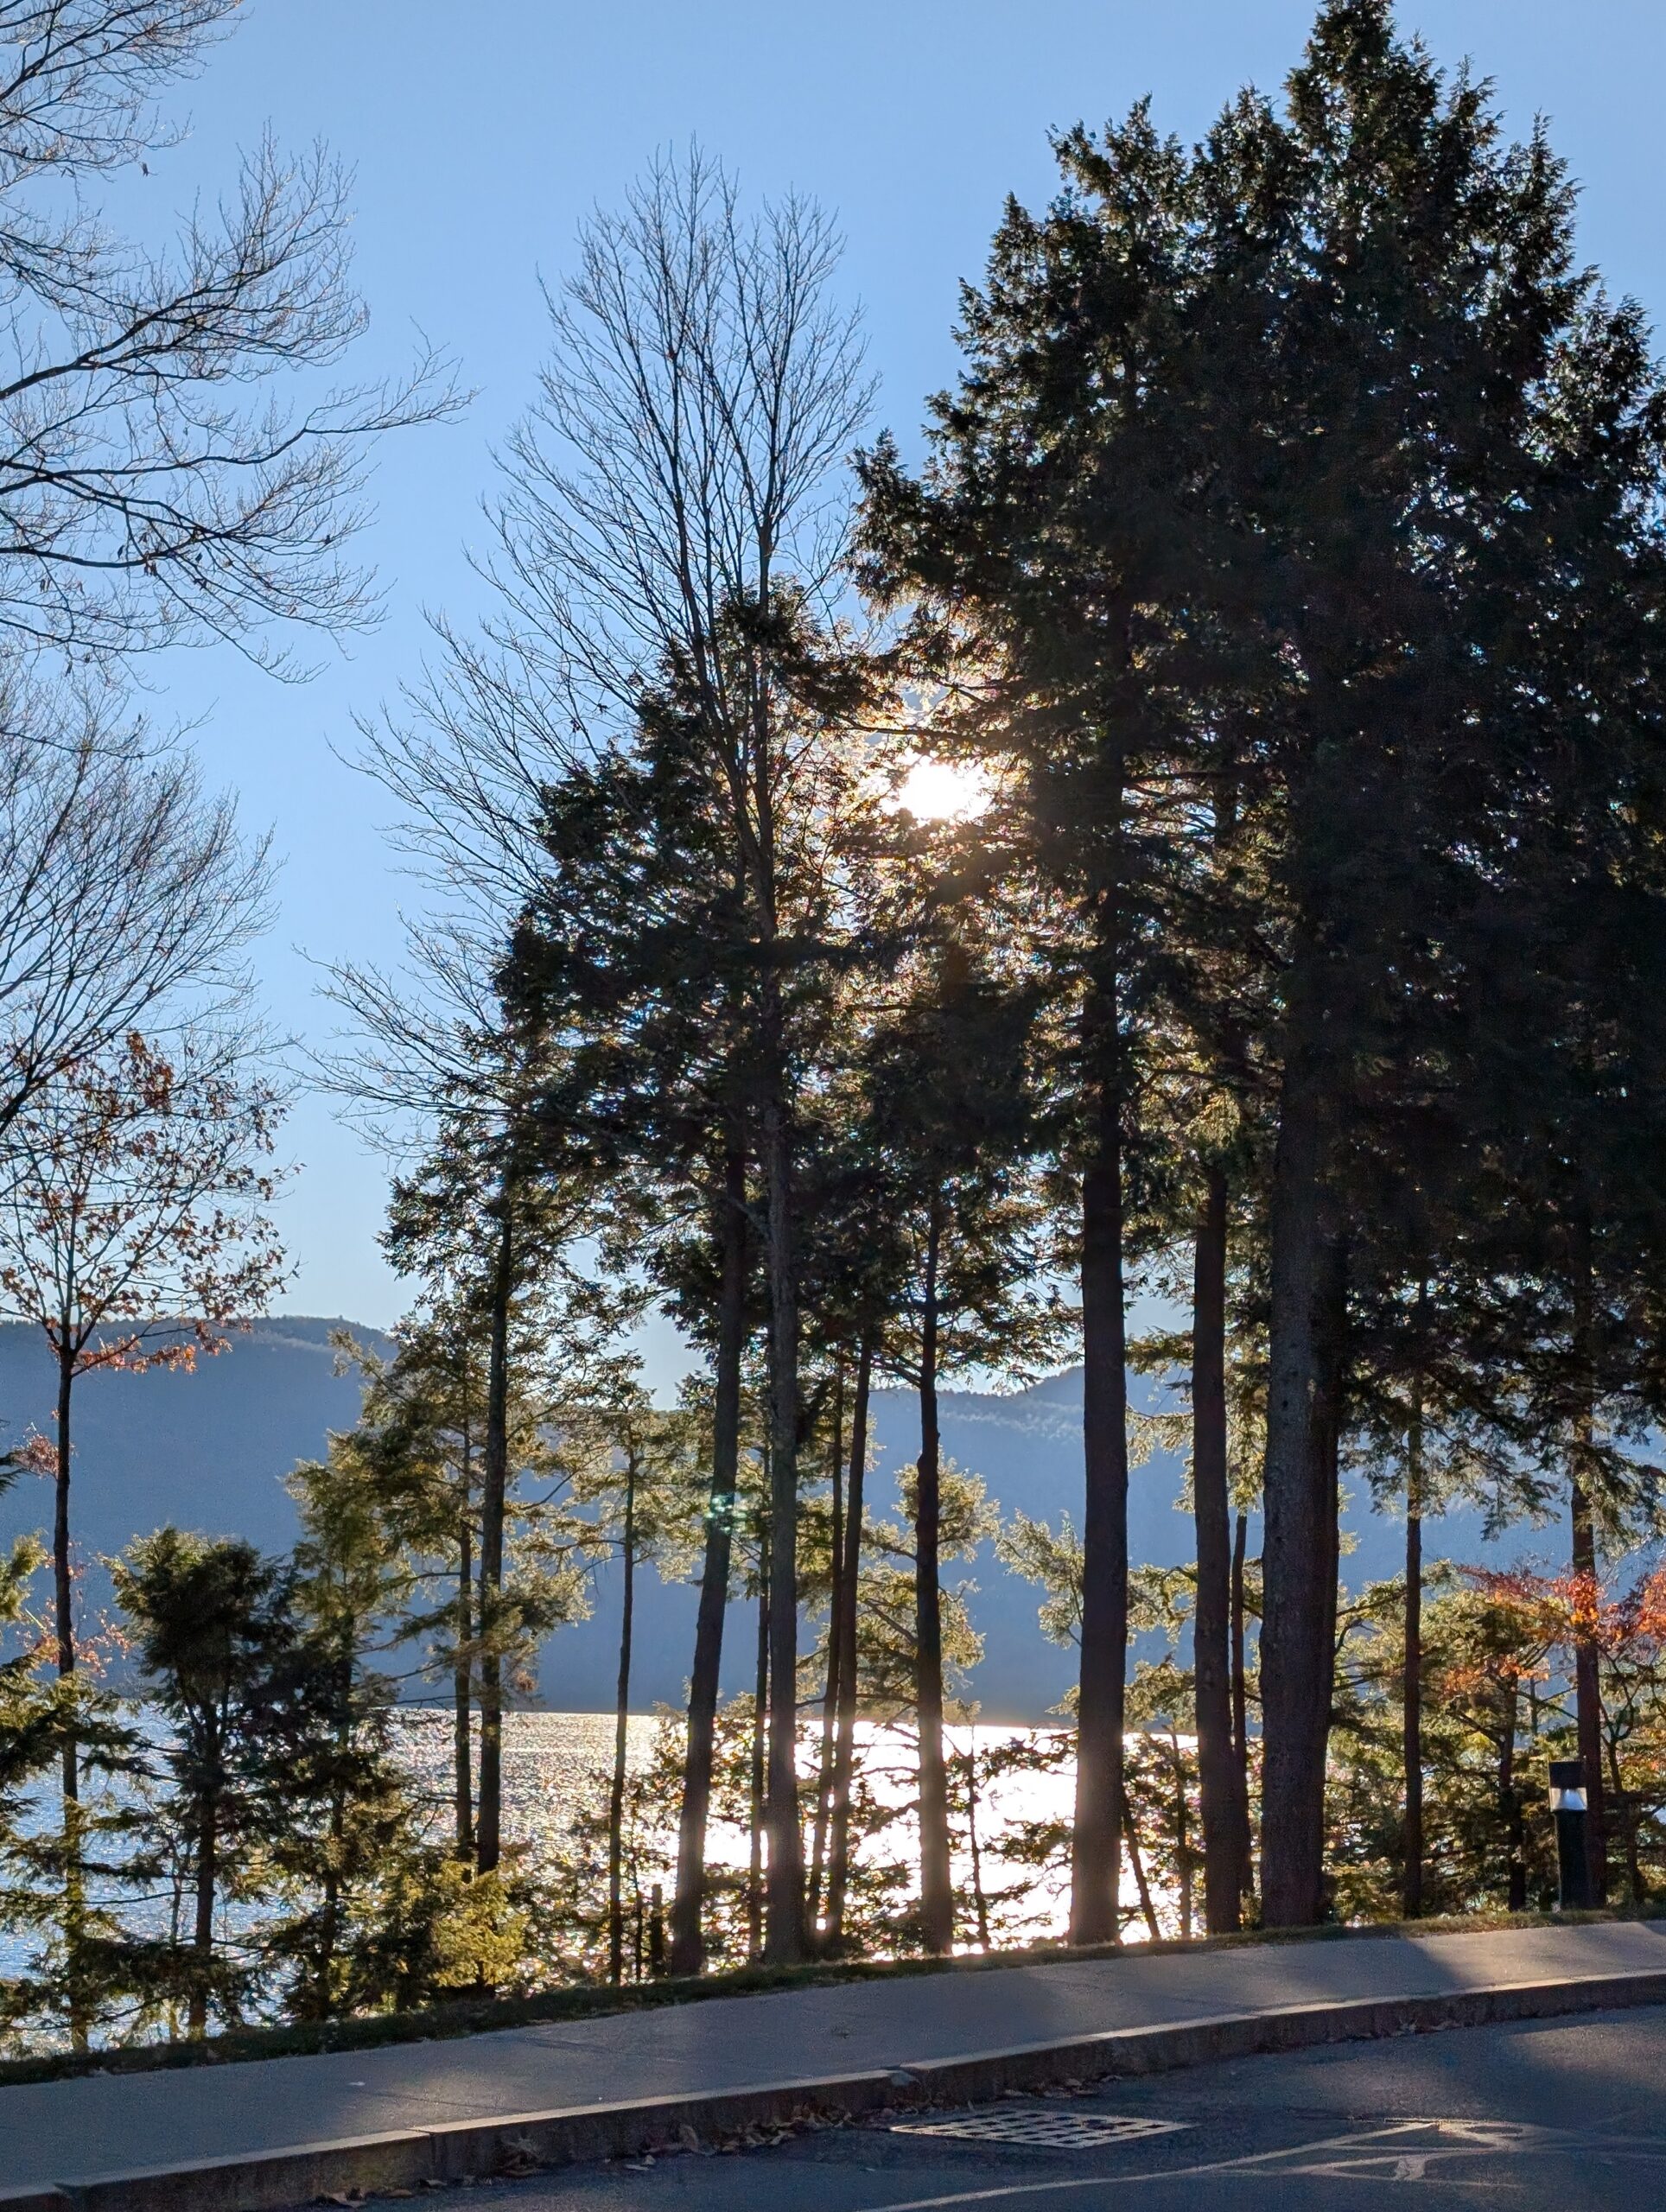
[890,2107,1189,2151]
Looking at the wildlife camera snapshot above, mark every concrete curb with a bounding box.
[21,1964,1666,2211]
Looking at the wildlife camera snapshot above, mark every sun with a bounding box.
[894,755,992,824]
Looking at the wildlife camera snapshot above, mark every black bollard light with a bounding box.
[1549,1758,1593,1910]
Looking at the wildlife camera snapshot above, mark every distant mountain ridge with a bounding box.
[0,1315,393,1550]
[0,1315,1561,1721]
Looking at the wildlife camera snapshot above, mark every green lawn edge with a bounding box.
[3,1903,1660,2090]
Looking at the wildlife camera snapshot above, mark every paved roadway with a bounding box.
[15,1917,1666,2188]
[433,2005,1666,2211]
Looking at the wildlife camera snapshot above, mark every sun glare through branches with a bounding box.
[893,755,993,823]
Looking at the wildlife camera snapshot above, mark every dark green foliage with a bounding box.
[114,1531,326,2034]
[0,1530,152,2049]
[96,1525,523,2040]
[861,0,1666,1931]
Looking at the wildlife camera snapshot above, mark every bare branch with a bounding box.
[0,666,270,1140]
[0,4,464,668]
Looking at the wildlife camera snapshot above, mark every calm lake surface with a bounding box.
[397,1709,1110,1948]
[2,1710,1173,1987]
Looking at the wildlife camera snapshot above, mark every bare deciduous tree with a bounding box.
[0,671,270,1138]
[0,1022,287,1800]
[348,150,870,1968]
[0,0,459,666]
[500,149,870,1971]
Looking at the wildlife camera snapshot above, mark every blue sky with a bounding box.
[137,0,1666,1346]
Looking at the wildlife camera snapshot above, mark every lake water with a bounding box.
[0,1710,1183,2001]
[396,1708,1164,1952]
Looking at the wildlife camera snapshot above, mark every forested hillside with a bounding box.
[0,1318,392,1589]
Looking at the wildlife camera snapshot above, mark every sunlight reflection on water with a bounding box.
[397,1711,1157,1950]
[2,1712,1177,1986]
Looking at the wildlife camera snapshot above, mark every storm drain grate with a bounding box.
[889,2107,1190,2152]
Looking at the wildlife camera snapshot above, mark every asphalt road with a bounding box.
[429,2004,1666,2211]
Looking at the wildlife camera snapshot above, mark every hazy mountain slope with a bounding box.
[0,1317,392,1624]
[0,1317,1565,1721]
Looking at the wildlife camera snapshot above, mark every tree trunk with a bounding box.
[1607,1726,1643,1905]
[1402,1473,1423,1922]
[747,1519,770,1965]
[809,1364,844,1935]
[189,1782,218,2037]
[54,1339,77,1803]
[1192,1167,1243,1934]
[670,1147,748,1976]
[1071,1049,1129,1947]
[474,1201,513,1878]
[1314,1249,1345,1910]
[1570,1479,1608,1903]
[52,1332,86,2050]
[1569,1205,1608,1903]
[608,1451,639,1985]
[1258,1063,1346,1929]
[1402,1278,1428,1921]
[1119,1778,1160,1942]
[310,1649,352,2017]
[1168,1729,1193,1939]
[760,1093,805,1962]
[1230,1506,1250,1897]
[824,1335,871,1948]
[1500,1688,1526,1910]
[915,1200,954,1954]
[965,1738,991,1950]
[455,1504,474,1862]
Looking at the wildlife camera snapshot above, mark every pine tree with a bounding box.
[563,1391,703,1982]
[323,1317,488,1861]
[860,56,1289,1937]
[858,931,1062,1951]
[865,0,1666,1929]
[266,1455,527,2019]
[114,1532,307,2035]
[0,1501,147,2050]
[479,150,875,1967]
[381,1073,620,1883]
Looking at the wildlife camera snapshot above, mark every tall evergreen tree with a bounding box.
[398,149,879,1968]
[860,931,1061,1950]
[860,111,1216,1944]
[866,0,1666,1929]
[380,1099,621,1883]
